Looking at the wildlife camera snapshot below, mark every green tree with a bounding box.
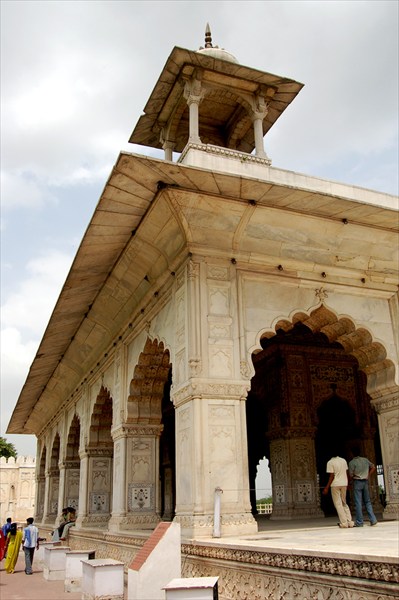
[256,495,273,505]
[0,436,17,460]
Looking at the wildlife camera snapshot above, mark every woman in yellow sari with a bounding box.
[4,523,22,573]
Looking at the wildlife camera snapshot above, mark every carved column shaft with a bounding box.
[43,468,59,524]
[42,472,50,524]
[250,95,268,158]
[35,475,45,523]
[253,116,266,157]
[76,452,89,525]
[57,464,66,516]
[269,433,323,520]
[112,434,127,518]
[162,140,175,161]
[184,78,204,145]
[371,389,399,520]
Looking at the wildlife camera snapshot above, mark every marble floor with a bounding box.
[196,515,399,562]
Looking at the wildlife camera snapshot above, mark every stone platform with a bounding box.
[18,516,398,600]
[182,516,398,599]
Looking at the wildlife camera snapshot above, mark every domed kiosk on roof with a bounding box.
[129,25,304,161]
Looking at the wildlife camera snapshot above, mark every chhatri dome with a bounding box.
[197,23,238,63]
[130,25,303,160]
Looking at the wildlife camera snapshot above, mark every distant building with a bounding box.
[0,456,36,524]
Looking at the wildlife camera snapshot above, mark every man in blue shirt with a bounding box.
[2,517,12,537]
[348,447,378,527]
[1,518,12,556]
[22,517,39,575]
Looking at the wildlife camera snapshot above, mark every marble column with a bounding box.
[250,94,269,158]
[371,389,399,520]
[184,78,204,145]
[268,434,323,520]
[76,451,89,527]
[173,385,257,538]
[43,468,59,525]
[35,473,45,523]
[108,430,128,531]
[162,140,175,162]
[122,424,163,530]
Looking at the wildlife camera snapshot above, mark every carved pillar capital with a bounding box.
[112,423,164,438]
[370,386,399,413]
[171,380,250,408]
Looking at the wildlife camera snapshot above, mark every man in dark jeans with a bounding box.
[22,517,39,575]
[348,446,378,527]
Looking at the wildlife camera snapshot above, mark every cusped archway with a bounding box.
[247,304,390,520]
[125,337,174,526]
[127,338,171,424]
[258,305,396,396]
[85,386,113,526]
[65,414,81,511]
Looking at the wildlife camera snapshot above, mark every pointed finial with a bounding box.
[205,23,213,48]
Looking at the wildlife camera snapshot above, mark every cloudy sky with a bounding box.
[1,0,398,462]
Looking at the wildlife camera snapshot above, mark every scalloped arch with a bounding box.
[127,337,171,424]
[50,432,60,470]
[39,445,46,475]
[258,305,396,396]
[88,385,112,447]
[66,414,80,461]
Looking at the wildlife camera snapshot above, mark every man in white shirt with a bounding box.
[22,517,39,575]
[323,454,354,528]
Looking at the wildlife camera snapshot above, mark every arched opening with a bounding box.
[315,384,359,516]
[87,386,113,524]
[160,368,175,520]
[65,415,81,511]
[247,306,386,521]
[255,458,272,516]
[127,338,174,526]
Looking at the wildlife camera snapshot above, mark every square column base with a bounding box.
[175,512,257,539]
